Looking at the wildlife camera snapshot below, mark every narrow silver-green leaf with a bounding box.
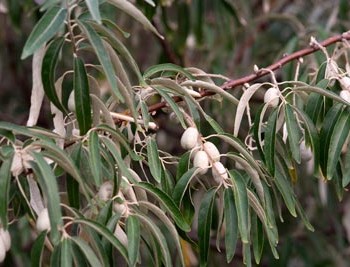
[61,238,73,267]
[147,138,162,183]
[285,104,301,163]
[74,218,128,261]
[31,231,47,267]
[74,56,92,135]
[86,0,101,23]
[229,170,249,244]
[107,0,163,39]
[134,213,172,267]
[144,63,195,80]
[173,167,199,205]
[127,215,140,267]
[198,188,216,267]
[41,37,67,113]
[30,152,63,245]
[71,237,102,266]
[134,182,191,232]
[275,169,297,216]
[88,131,102,186]
[78,20,123,102]
[264,109,278,176]
[327,108,350,179]
[21,6,67,59]
[224,188,238,263]
[0,150,13,228]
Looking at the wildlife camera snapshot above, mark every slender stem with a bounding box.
[148,31,350,113]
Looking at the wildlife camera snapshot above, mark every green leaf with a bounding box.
[90,22,143,83]
[275,169,297,217]
[327,108,350,179]
[78,20,123,102]
[173,167,198,205]
[343,143,350,187]
[86,0,101,23]
[0,150,13,228]
[153,87,187,128]
[134,182,191,232]
[223,189,238,263]
[251,214,264,264]
[74,218,128,262]
[61,238,73,267]
[88,131,102,186]
[134,213,172,267]
[285,104,301,163]
[30,152,63,245]
[31,230,47,267]
[293,108,321,178]
[264,109,278,176]
[50,242,61,267]
[41,37,67,113]
[147,138,162,183]
[229,170,249,244]
[198,188,216,267]
[21,6,67,59]
[74,57,92,135]
[127,215,140,267]
[71,237,102,266]
[107,0,163,39]
[319,104,343,176]
[144,63,195,80]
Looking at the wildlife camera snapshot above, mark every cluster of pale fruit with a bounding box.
[180,127,228,183]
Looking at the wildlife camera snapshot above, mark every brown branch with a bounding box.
[148,31,350,113]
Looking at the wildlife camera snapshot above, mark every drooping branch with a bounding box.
[148,31,350,113]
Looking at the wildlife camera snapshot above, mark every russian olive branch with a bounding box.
[147,31,350,113]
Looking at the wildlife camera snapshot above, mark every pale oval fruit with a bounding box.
[0,228,11,251]
[68,91,75,112]
[193,151,209,175]
[340,76,350,91]
[212,162,228,183]
[340,90,350,102]
[98,181,114,201]
[36,208,51,232]
[0,237,5,263]
[264,87,279,107]
[180,127,199,150]
[300,141,313,161]
[203,142,220,162]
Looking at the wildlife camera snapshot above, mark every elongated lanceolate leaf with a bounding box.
[107,0,163,39]
[74,57,92,135]
[173,167,199,205]
[198,188,216,267]
[41,37,67,113]
[147,138,162,183]
[127,215,140,267]
[285,104,301,163]
[71,237,102,266]
[88,131,102,186]
[21,6,67,59]
[224,189,238,263]
[143,63,195,80]
[264,109,278,176]
[30,152,63,245]
[78,20,123,102]
[327,108,350,179]
[0,151,13,228]
[60,238,73,267]
[31,231,48,267]
[229,170,249,244]
[85,0,101,23]
[74,218,128,262]
[134,182,191,232]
